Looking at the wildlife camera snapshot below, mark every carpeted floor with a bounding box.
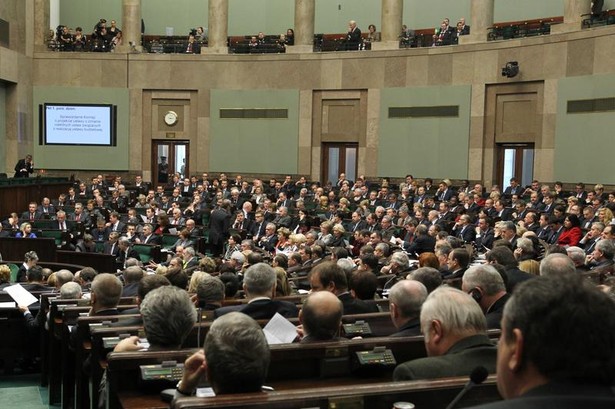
[0,373,57,409]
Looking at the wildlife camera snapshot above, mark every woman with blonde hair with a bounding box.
[274,227,293,255]
[329,223,348,248]
[15,222,37,238]
[598,207,614,225]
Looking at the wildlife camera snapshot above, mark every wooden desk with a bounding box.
[171,376,501,409]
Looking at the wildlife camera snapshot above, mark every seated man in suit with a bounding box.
[393,286,496,381]
[116,236,140,268]
[309,261,379,315]
[214,263,299,319]
[299,291,343,343]
[88,273,123,317]
[137,223,161,245]
[461,264,510,330]
[175,312,270,396]
[121,266,144,298]
[443,247,470,279]
[388,280,428,337]
[21,202,42,222]
[113,285,196,352]
[471,276,615,409]
[195,275,225,311]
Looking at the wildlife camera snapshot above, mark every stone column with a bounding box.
[551,0,591,34]
[118,0,142,52]
[204,0,228,54]
[459,0,494,44]
[372,0,402,50]
[287,0,315,53]
[33,0,51,52]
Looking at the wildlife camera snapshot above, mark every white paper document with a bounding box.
[262,312,298,345]
[168,228,178,235]
[4,284,38,307]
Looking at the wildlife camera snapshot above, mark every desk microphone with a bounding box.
[445,366,489,409]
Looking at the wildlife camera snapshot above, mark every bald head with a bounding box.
[540,253,576,277]
[91,273,123,310]
[300,291,343,341]
[389,280,428,322]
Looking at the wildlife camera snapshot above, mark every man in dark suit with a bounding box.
[436,180,454,202]
[388,280,428,337]
[503,177,522,197]
[348,211,367,233]
[107,211,126,233]
[257,222,278,253]
[451,214,476,244]
[458,18,470,35]
[209,199,232,257]
[214,263,299,320]
[138,223,161,245]
[14,154,34,178]
[393,286,496,381]
[21,202,42,222]
[470,276,615,409]
[120,266,144,298]
[299,291,343,343]
[116,237,140,268]
[103,232,121,257]
[462,264,511,330]
[475,216,495,251]
[70,203,91,227]
[345,20,362,50]
[309,262,378,315]
[88,273,122,317]
[494,200,514,221]
[37,197,56,216]
[403,224,436,256]
[250,211,267,241]
[444,247,470,279]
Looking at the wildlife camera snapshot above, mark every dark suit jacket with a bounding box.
[121,282,139,298]
[471,382,615,409]
[390,318,421,337]
[214,298,299,320]
[21,211,42,221]
[346,27,362,50]
[452,224,476,243]
[475,228,495,251]
[405,234,436,256]
[393,334,497,381]
[209,208,231,246]
[141,233,162,245]
[14,158,34,177]
[117,248,140,265]
[505,267,534,293]
[338,292,379,315]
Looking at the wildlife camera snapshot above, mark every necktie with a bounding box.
[76,214,80,221]
[61,222,66,230]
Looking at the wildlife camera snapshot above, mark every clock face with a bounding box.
[164,111,178,126]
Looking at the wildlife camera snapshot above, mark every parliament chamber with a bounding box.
[2,1,615,409]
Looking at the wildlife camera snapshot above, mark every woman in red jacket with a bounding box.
[557,214,582,247]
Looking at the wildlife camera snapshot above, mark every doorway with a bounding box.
[152,141,189,185]
[321,143,358,185]
[496,143,534,189]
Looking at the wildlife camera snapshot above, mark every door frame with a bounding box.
[495,143,535,189]
[321,142,359,185]
[151,140,190,185]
